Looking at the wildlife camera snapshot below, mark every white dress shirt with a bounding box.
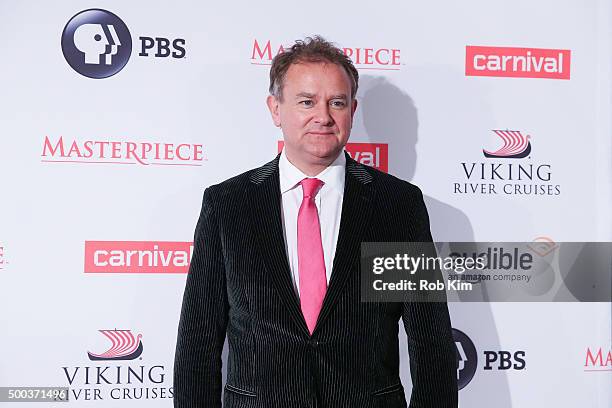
[279,148,346,297]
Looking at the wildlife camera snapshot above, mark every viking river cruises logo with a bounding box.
[88,329,144,361]
[0,244,6,270]
[453,130,561,196]
[61,329,173,401]
[483,130,531,158]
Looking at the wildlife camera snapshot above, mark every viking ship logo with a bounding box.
[87,329,143,361]
[527,236,558,257]
[483,130,531,158]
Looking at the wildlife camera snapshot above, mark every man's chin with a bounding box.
[285,141,345,165]
[306,146,344,163]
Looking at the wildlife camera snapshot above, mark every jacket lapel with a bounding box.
[248,154,311,336]
[248,153,375,337]
[313,154,375,334]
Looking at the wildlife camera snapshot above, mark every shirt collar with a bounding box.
[279,147,346,195]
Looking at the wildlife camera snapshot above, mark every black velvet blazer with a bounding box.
[174,152,457,408]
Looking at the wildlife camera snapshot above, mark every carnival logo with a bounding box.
[252,39,401,71]
[88,329,144,361]
[84,241,193,273]
[277,141,388,172]
[465,45,571,79]
[61,9,132,78]
[41,136,204,166]
[344,143,388,172]
[584,347,612,372]
[453,328,478,390]
[483,130,531,158]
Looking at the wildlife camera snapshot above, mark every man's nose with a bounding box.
[313,103,333,126]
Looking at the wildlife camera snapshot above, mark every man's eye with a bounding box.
[331,100,346,108]
[299,100,313,106]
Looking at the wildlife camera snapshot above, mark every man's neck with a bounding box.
[284,149,343,177]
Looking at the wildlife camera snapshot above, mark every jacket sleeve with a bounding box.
[174,187,228,408]
[402,186,458,407]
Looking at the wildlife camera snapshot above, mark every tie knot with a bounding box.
[300,178,323,199]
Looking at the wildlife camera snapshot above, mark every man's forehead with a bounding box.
[283,61,352,92]
[285,60,347,76]
[294,91,348,99]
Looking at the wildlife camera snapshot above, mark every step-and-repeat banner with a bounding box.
[1,1,610,407]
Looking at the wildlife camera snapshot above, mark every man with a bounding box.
[174,36,457,408]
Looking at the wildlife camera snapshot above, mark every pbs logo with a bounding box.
[61,9,132,79]
[453,328,477,390]
[453,328,526,391]
[62,9,186,79]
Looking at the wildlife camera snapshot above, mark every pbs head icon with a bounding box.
[61,9,132,78]
[453,328,477,390]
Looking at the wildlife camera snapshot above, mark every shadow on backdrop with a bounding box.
[354,75,511,407]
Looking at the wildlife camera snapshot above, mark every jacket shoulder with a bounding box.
[357,161,425,198]
[201,156,278,203]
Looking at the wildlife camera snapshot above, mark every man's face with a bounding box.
[267,61,357,170]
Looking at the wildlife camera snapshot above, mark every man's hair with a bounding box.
[269,36,359,102]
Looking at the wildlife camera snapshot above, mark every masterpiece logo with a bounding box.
[61,8,186,79]
[277,141,388,172]
[584,347,612,372]
[41,136,205,166]
[61,329,173,401]
[453,130,561,196]
[465,45,570,79]
[84,241,193,273]
[252,39,401,71]
[454,328,526,390]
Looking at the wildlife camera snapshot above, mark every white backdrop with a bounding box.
[0,0,610,406]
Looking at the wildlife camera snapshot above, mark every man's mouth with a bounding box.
[307,131,335,136]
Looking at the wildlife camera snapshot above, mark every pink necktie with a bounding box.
[298,178,327,335]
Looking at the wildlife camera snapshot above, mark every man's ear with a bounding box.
[266,95,281,127]
[351,98,358,118]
